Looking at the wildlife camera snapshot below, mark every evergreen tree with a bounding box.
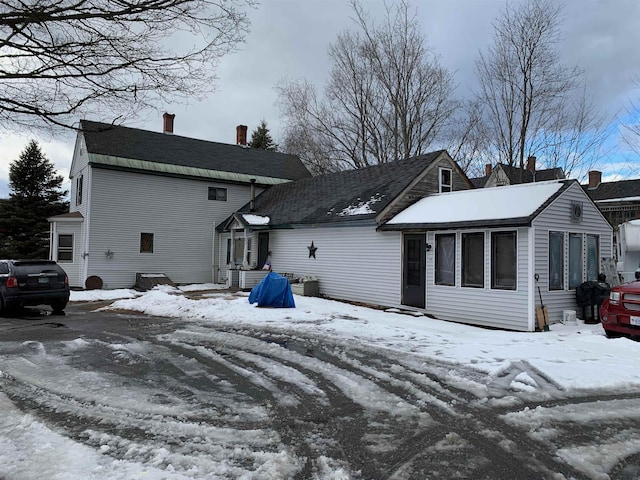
[248,120,278,151]
[0,141,68,259]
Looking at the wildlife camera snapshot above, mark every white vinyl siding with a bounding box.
[426,228,530,331]
[532,182,613,324]
[263,227,402,308]
[86,168,258,288]
[69,134,90,217]
[50,222,83,287]
[57,234,74,262]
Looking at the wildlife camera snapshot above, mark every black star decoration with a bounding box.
[307,241,317,259]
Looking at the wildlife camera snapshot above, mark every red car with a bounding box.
[600,281,640,338]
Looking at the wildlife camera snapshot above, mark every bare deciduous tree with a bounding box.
[621,78,640,170]
[278,0,457,172]
[475,0,608,180]
[0,0,254,131]
[443,100,491,178]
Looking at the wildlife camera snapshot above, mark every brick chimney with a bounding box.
[236,125,248,146]
[485,164,492,176]
[526,156,536,173]
[163,113,175,134]
[588,170,602,189]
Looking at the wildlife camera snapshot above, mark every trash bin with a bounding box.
[591,280,611,319]
[576,279,611,324]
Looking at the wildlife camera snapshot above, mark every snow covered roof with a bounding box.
[381,180,569,230]
[241,213,270,226]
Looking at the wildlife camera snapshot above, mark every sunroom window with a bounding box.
[491,231,516,290]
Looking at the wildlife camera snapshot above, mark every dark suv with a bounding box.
[0,260,70,314]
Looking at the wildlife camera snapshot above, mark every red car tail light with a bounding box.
[65,275,69,286]
[6,276,18,288]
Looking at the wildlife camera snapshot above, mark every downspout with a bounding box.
[250,179,256,212]
[211,222,217,283]
[50,222,57,260]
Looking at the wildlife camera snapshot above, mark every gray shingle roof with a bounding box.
[470,164,565,187]
[235,151,446,226]
[499,164,565,184]
[583,178,640,202]
[80,120,311,182]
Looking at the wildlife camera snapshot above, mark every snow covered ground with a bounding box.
[0,284,639,479]
[75,284,640,393]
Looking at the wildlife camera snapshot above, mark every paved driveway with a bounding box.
[1,303,640,479]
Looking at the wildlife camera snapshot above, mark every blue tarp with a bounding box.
[248,272,296,308]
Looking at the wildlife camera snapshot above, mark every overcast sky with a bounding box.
[1,0,639,199]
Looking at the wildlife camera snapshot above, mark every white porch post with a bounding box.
[230,230,236,266]
[243,228,250,268]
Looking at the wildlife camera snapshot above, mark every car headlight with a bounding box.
[609,291,620,305]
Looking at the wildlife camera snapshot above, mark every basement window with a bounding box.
[140,233,154,253]
[208,187,227,201]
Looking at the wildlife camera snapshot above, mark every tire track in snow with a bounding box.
[158,327,596,479]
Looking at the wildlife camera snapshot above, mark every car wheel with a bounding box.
[605,329,624,339]
[51,300,67,313]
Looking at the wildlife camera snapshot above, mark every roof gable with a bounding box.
[79,120,311,183]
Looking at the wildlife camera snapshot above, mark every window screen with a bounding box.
[587,235,599,281]
[57,234,73,262]
[568,233,582,288]
[140,233,154,253]
[208,187,228,201]
[549,232,564,290]
[462,232,484,288]
[491,231,516,290]
[435,234,455,286]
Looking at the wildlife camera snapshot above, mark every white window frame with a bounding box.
[548,231,564,291]
[76,175,83,206]
[57,234,74,263]
[491,230,517,290]
[439,167,452,193]
[435,233,456,286]
[568,232,582,289]
[461,231,484,288]
[208,187,228,201]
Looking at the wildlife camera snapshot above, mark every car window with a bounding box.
[13,261,62,275]
[0,262,8,274]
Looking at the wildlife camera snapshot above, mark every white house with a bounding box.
[380,180,613,331]
[48,116,311,288]
[221,156,613,331]
[49,116,613,331]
